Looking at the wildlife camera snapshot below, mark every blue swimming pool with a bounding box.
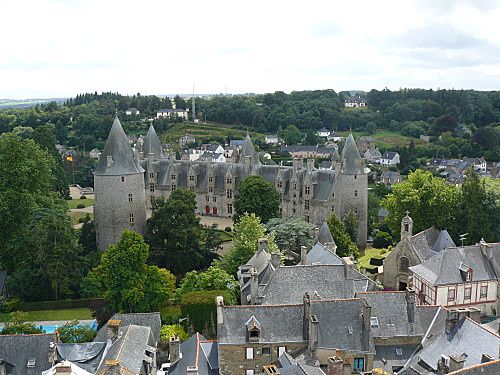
[39,320,98,333]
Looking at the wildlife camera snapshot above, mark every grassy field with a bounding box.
[161,121,265,147]
[0,308,93,322]
[69,212,93,225]
[67,198,95,210]
[357,247,391,271]
[337,129,427,148]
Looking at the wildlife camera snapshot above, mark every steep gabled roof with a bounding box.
[56,342,107,374]
[94,312,161,344]
[317,222,334,245]
[142,125,163,159]
[94,117,144,176]
[238,134,260,165]
[306,243,343,265]
[168,333,218,375]
[340,133,367,175]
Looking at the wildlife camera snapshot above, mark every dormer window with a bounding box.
[277,180,282,189]
[208,176,214,184]
[466,269,473,282]
[171,174,176,180]
[226,177,232,184]
[246,316,261,342]
[370,317,379,327]
[249,329,259,339]
[189,175,195,182]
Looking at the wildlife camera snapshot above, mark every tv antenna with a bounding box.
[459,233,468,247]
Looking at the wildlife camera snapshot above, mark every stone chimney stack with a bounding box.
[362,301,372,332]
[293,158,303,170]
[307,159,315,170]
[300,246,308,265]
[250,268,259,305]
[169,336,180,364]
[303,292,311,340]
[216,296,224,324]
[445,309,459,333]
[107,320,121,343]
[449,355,466,372]
[55,364,72,375]
[271,252,281,269]
[258,238,269,252]
[308,315,319,352]
[104,360,121,375]
[327,357,344,375]
[406,287,416,323]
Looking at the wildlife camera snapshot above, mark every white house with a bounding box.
[344,97,367,108]
[316,128,331,138]
[125,108,140,116]
[380,151,400,166]
[89,148,101,159]
[265,135,281,144]
[156,109,189,119]
[410,241,500,315]
[364,148,382,163]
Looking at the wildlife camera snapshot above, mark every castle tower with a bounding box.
[237,134,260,166]
[94,116,147,251]
[143,124,163,161]
[401,211,413,240]
[335,133,369,248]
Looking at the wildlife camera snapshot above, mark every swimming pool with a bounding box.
[39,320,98,333]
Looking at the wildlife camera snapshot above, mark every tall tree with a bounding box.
[234,175,280,223]
[146,189,217,276]
[342,210,358,244]
[282,125,302,145]
[327,214,359,257]
[266,218,315,258]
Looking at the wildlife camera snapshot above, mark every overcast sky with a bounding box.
[1,0,499,98]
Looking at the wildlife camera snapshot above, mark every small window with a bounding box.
[206,195,209,202]
[292,183,297,190]
[149,172,154,179]
[129,213,134,224]
[171,184,176,191]
[213,196,217,203]
[370,317,379,327]
[189,175,195,182]
[226,177,232,184]
[128,193,133,202]
[277,180,282,189]
[480,285,488,298]
[227,189,233,199]
[208,176,213,183]
[262,347,271,356]
[246,347,254,359]
[353,358,365,372]
[149,183,155,193]
[404,223,409,232]
[466,269,473,282]
[354,190,358,197]
[278,347,286,356]
[395,348,403,356]
[27,358,36,368]
[354,175,357,180]
[227,203,233,214]
[464,287,472,300]
[447,288,455,302]
[305,186,310,195]
[400,257,409,272]
[209,186,213,193]
[304,200,310,210]
[171,174,176,180]
[189,185,195,191]
[249,329,259,339]
[347,326,353,334]
[150,196,155,205]
[121,176,125,182]
[305,215,309,222]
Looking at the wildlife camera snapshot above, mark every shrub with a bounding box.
[160,305,182,325]
[0,297,21,313]
[160,324,189,342]
[1,312,43,335]
[76,203,86,209]
[373,231,393,249]
[224,227,232,232]
[58,320,97,343]
[78,217,87,223]
[80,195,87,199]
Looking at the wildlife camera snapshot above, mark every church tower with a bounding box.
[401,211,413,240]
[94,116,147,251]
[334,133,369,248]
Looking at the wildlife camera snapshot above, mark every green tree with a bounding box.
[1,312,43,335]
[326,214,359,257]
[160,324,189,342]
[381,170,460,239]
[342,210,358,243]
[282,125,302,145]
[266,218,315,257]
[458,169,499,244]
[373,231,393,248]
[303,130,319,145]
[146,190,218,276]
[234,176,280,223]
[90,230,176,312]
[58,320,97,343]
[177,266,238,298]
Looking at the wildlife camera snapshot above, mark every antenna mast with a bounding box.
[192,85,196,122]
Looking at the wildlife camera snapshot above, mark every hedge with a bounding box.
[19,298,102,312]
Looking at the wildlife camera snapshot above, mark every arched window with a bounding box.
[400,256,410,272]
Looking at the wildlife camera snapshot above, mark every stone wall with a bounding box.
[382,240,420,290]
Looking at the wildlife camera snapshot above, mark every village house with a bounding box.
[357,136,376,153]
[380,151,400,166]
[125,107,140,116]
[89,148,101,159]
[364,148,382,163]
[264,134,281,144]
[166,333,218,375]
[156,108,188,119]
[316,128,331,138]
[381,171,401,185]
[344,97,367,108]
[179,133,196,149]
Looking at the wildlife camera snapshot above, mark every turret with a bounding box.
[94,117,147,251]
[143,124,163,161]
[401,211,413,240]
[238,134,260,165]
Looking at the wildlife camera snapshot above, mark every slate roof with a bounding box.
[94,117,144,176]
[261,264,374,304]
[403,227,456,263]
[167,333,218,375]
[316,222,334,245]
[365,148,382,159]
[305,243,343,265]
[282,145,337,154]
[96,324,155,375]
[0,333,57,375]
[448,360,500,375]
[237,134,260,165]
[56,342,107,373]
[381,171,400,179]
[340,133,367,175]
[410,244,499,286]
[382,152,399,160]
[157,109,187,113]
[94,312,161,344]
[373,344,419,373]
[359,136,375,142]
[142,125,163,159]
[279,363,326,375]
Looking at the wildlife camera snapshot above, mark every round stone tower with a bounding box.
[94,116,147,251]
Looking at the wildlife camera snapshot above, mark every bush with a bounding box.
[78,217,86,223]
[1,312,43,335]
[80,195,87,199]
[373,231,393,249]
[76,203,86,209]
[0,297,21,313]
[58,320,97,343]
[160,305,182,325]
[180,290,235,339]
[224,227,232,232]
[160,324,189,342]
[18,298,102,312]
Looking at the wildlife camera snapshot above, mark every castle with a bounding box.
[94,117,369,251]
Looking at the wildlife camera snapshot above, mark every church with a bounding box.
[94,117,369,251]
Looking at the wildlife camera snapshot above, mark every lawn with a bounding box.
[0,308,93,322]
[161,121,265,147]
[357,247,391,271]
[67,198,95,210]
[337,129,427,148]
[69,212,93,225]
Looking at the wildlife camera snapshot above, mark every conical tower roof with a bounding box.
[94,116,144,176]
[238,134,260,165]
[317,221,335,245]
[143,124,163,159]
[340,133,366,174]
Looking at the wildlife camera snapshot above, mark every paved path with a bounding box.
[197,215,234,229]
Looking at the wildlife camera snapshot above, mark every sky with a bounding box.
[1,0,499,98]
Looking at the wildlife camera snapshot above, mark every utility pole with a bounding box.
[192,85,196,122]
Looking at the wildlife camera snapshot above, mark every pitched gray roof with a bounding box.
[410,245,498,286]
[94,117,144,176]
[317,222,334,245]
[305,243,343,265]
[0,333,57,375]
[168,333,218,375]
[340,133,366,175]
[381,171,400,179]
[142,125,163,159]
[405,227,456,263]
[56,342,107,373]
[448,360,500,375]
[279,363,326,375]
[237,135,260,165]
[94,312,161,344]
[373,344,419,372]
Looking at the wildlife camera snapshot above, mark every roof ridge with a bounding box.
[195,332,201,368]
[357,290,406,295]
[448,358,500,374]
[465,317,500,338]
[310,297,362,303]
[225,303,303,308]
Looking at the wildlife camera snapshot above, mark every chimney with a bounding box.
[104,360,121,375]
[55,364,72,375]
[186,366,198,374]
[314,227,320,240]
[106,156,113,168]
[303,292,311,340]
[300,246,308,265]
[449,355,466,373]
[169,336,180,364]
[406,287,416,323]
[216,296,224,324]
[308,315,319,352]
[258,238,269,252]
[307,159,315,170]
[325,242,337,254]
[293,158,303,170]
[445,309,459,333]
[363,301,372,332]
[271,252,281,269]
[327,357,344,375]
[468,307,481,323]
[250,268,259,305]
[107,319,121,342]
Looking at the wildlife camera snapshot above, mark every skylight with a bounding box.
[371,317,379,327]
[27,358,36,368]
[395,348,403,356]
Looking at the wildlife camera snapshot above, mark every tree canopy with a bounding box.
[326,214,359,258]
[234,175,280,223]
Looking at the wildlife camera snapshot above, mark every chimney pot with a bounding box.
[107,319,121,342]
[216,296,224,324]
[169,336,181,364]
[308,314,319,352]
[271,252,281,268]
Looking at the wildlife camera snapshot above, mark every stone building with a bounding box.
[94,118,369,251]
[382,213,455,291]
